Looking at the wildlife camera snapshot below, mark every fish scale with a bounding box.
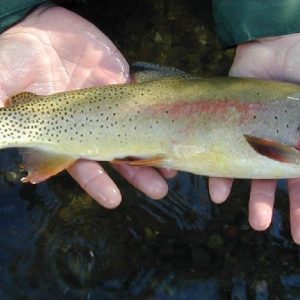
[0,70,300,184]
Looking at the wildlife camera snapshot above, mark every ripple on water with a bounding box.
[139,173,212,231]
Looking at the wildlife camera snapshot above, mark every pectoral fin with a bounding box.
[20,148,77,184]
[111,155,165,167]
[244,134,300,163]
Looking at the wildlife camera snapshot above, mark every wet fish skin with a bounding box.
[1,76,300,182]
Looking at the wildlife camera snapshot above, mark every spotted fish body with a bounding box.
[2,70,300,183]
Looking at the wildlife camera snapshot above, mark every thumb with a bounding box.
[229,42,275,79]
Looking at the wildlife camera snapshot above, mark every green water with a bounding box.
[0,0,300,299]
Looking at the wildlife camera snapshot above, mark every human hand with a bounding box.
[0,5,176,208]
[209,34,300,243]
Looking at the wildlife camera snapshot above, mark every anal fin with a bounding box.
[20,148,77,184]
[244,134,300,164]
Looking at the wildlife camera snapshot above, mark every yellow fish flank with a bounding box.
[2,68,300,184]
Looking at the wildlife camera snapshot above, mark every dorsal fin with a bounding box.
[131,61,191,83]
[7,92,39,106]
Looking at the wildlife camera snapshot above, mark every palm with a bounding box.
[0,7,128,97]
[0,5,174,207]
[230,34,300,83]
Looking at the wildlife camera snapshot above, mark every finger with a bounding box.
[159,168,177,179]
[112,164,168,199]
[208,177,233,203]
[288,178,300,244]
[68,160,122,209]
[248,179,277,230]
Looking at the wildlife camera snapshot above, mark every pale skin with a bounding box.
[1,5,300,243]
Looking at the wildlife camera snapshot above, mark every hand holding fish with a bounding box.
[209,34,300,244]
[2,4,300,245]
[0,5,175,208]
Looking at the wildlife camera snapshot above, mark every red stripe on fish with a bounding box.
[145,100,263,123]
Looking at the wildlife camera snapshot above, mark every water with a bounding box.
[0,0,300,299]
[0,147,299,299]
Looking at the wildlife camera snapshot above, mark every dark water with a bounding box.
[1,148,300,299]
[1,0,300,299]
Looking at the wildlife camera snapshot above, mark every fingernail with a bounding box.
[293,228,300,245]
[292,224,300,245]
[209,180,229,203]
[91,184,122,209]
[250,208,271,230]
[141,176,168,200]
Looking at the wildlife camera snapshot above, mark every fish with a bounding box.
[1,62,300,184]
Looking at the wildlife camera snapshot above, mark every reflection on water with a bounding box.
[0,150,300,299]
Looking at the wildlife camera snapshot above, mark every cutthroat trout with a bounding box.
[2,62,300,183]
